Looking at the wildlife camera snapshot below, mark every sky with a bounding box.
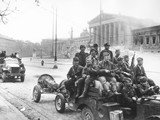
[0,0,160,43]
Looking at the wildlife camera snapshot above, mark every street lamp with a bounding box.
[53,8,58,69]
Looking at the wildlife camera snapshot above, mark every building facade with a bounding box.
[41,33,89,58]
[88,13,157,49]
[0,34,17,55]
[132,25,160,52]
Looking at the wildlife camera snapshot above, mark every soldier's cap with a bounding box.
[104,43,110,46]
[90,48,96,53]
[124,55,129,59]
[73,57,79,62]
[93,43,98,47]
[117,57,123,61]
[80,45,86,49]
[137,57,143,61]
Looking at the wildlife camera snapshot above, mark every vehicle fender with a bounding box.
[2,68,8,72]
[146,115,160,120]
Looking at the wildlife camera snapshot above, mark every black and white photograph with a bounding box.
[0,0,160,120]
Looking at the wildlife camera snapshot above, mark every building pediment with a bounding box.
[88,13,119,25]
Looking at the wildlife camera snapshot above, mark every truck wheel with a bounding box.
[2,72,6,82]
[55,93,65,113]
[33,85,41,103]
[21,76,25,82]
[81,107,95,120]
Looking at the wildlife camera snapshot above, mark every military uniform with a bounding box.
[98,60,118,93]
[137,78,155,97]
[134,65,155,86]
[75,52,89,67]
[121,84,137,116]
[78,55,99,98]
[99,43,113,61]
[65,65,83,96]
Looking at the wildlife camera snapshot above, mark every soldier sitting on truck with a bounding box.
[64,57,83,97]
[137,77,159,97]
[115,57,132,84]
[134,57,155,86]
[75,48,99,98]
[98,52,120,97]
[121,80,137,116]
[79,51,99,98]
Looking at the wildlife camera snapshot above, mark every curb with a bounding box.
[0,95,29,120]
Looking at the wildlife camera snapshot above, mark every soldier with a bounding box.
[75,45,89,67]
[115,57,132,83]
[98,52,119,95]
[64,57,83,97]
[93,43,99,55]
[99,43,113,62]
[121,80,137,116]
[134,57,155,86]
[75,48,99,98]
[113,49,121,65]
[137,77,159,97]
[79,49,99,98]
[123,55,131,73]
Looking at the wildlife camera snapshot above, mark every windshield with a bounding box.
[5,59,19,64]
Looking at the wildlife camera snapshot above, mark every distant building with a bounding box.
[88,13,157,49]
[41,30,90,58]
[132,25,160,52]
[0,34,16,55]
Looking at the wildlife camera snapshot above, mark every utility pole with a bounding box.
[53,8,58,69]
[99,0,102,52]
[51,8,54,58]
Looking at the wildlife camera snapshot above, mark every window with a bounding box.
[152,36,156,44]
[146,37,149,44]
[135,37,138,45]
[140,37,143,44]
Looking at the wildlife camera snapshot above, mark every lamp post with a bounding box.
[53,8,58,69]
[99,0,102,52]
[51,8,54,58]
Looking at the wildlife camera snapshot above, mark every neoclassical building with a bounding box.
[132,25,160,52]
[88,13,157,49]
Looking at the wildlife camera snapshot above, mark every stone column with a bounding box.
[107,24,109,44]
[109,23,111,45]
[113,22,116,46]
[118,22,121,45]
[96,26,99,44]
[104,24,106,44]
[89,27,91,43]
[92,27,95,44]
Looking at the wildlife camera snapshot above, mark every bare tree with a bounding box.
[0,0,17,24]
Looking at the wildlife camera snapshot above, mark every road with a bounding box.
[0,58,81,120]
[0,51,159,120]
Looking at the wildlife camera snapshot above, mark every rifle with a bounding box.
[130,52,135,71]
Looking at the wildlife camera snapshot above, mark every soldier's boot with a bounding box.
[75,88,80,98]
[79,85,88,98]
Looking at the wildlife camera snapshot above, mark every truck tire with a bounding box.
[33,85,41,103]
[55,93,65,113]
[2,72,6,82]
[21,76,25,82]
[81,106,95,120]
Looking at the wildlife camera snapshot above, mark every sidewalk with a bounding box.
[0,95,28,120]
